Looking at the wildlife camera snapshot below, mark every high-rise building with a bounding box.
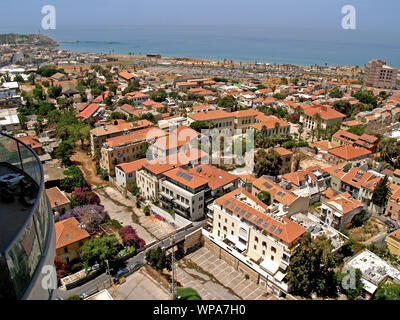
[0,133,55,300]
[364,59,398,89]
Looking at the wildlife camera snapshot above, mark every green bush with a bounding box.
[66,295,81,300]
[176,287,201,300]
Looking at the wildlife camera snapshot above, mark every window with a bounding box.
[232,222,234,227]
[64,247,68,253]
[254,245,257,250]
[225,218,227,223]
[271,255,274,261]
[271,246,276,253]
[255,236,258,243]
[231,231,234,235]
[262,241,266,248]
[262,250,265,255]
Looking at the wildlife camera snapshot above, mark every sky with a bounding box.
[0,0,399,31]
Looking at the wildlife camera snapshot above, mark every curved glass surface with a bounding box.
[0,133,53,299]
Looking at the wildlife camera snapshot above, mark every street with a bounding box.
[55,220,206,299]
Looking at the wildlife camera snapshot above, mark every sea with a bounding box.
[2,25,400,68]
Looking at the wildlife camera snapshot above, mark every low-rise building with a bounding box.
[115,158,148,189]
[90,119,153,156]
[252,176,309,216]
[100,126,168,176]
[46,186,71,215]
[326,146,372,164]
[343,249,400,299]
[300,104,345,130]
[386,229,400,258]
[55,217,90,264]
[321,192,367,230]
[250,115,290,136]
[187,110,234,132]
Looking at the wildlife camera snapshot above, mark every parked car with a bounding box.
[384,220,396,229]
[116,268,129,278]
[91,263,100,271]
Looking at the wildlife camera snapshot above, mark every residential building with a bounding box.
[385,229,400,257]
[326,146,372,164]
[281,167,330,204]
[385,187,400,221]
[206,188,306,296]
[0,108,20,132]
[338,167,374,199]
[332,130,379,153]
[45,186,71,215]
[187,110,234,132]
[76,103,101,121]
[343,249,400,299]
[100,126,167,176]
[300,105,345,130]
[136,162,176,200]
[16,135,43,155]
[250,115,290,136]
[159,167,211,221]
[55,217,90,264]
[125,91,149,105]
[90,119,153,156]
[232,109,262,133]
[320,192,367,230]
[115,158,148,189]
[252,176,309,216]
[271,147,293,174]
[364,59,398,90]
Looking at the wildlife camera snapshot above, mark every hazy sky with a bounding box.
[1,0,399,31]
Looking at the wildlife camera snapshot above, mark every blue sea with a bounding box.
[2,25,400,68]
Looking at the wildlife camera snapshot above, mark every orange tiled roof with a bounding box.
[188,110,234,121]
[46,187,70,208]
[328,146,372,160]
[188,164,238,191]
[162,167,209,189]
[115,158,148,174]
[215,188,306,244]
[104,127,167,148]
[302,104,346,120]
[55,217,90,249]
[324,192,365,214]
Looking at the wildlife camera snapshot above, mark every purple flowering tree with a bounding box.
[59,204,106,234]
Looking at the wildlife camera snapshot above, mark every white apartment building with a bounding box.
[207,188,306,296]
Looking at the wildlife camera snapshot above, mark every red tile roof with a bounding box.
[76,103,100,120]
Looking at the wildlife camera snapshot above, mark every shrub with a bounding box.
[119,226,146,249]
[59,205,107,234]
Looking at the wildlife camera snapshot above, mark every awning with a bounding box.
[260,259,279,275]
[361,278,377,295]
[160,191,173,201]
[173,199,190,209]
[247,250,262,263]
[279,262,288,271]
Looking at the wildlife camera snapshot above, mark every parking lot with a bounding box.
[176,247,270,300]
[110,268,170,300]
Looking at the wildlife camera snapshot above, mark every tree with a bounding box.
[351,210,366,227]
[70,186,101,207]
[286,233,338,298]
[347,126,365,136]
[254,149,283,178]
[119,226,146,249]
[60,165,87,192]
[80,236,121,269]
[32,85,44,101]
[371,175,392,209]
[217,96,235,110]
[59,204,106,234]
[127,181,140,195]
[336,268,364,300]
[107,111,127,121]
[257,191,271,205]
[190,120,215,132]
[47,85,62,98]
[145,247,171,272]
[176,288,202,300]
[375,282,400,300]
[328,87,344,98]
[352,90,378,108]
[333,100,351,117]
[150,89,167,102]
[55,140,74,166]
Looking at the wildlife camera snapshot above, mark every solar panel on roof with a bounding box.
[277,191,286,197]
[276,228,283,235]
[269,225,276,232]
[250,216,257,221]
[263,182,273,189]
[262,222,269,228]
[223,200,231,206]
[234,207,240,212]
[239,209,245,215]
[256,218,263,225]
[229,203,236,209]
[245,212,252,218]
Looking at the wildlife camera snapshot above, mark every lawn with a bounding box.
[348,218,384,243]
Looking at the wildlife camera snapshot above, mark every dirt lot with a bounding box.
[70,147,107,187]
[349,218,386,243]
[300,156,333,170]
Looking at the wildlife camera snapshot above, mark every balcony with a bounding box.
[0,133,55,300]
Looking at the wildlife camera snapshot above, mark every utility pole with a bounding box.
[171,234,175,300]
[105,259,112,285]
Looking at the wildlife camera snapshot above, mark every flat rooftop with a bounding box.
[0,164,38,252]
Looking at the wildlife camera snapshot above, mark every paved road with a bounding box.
[55,220,206,299]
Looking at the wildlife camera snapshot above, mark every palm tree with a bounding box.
[298,123,304,142]
[274,122,280,135]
